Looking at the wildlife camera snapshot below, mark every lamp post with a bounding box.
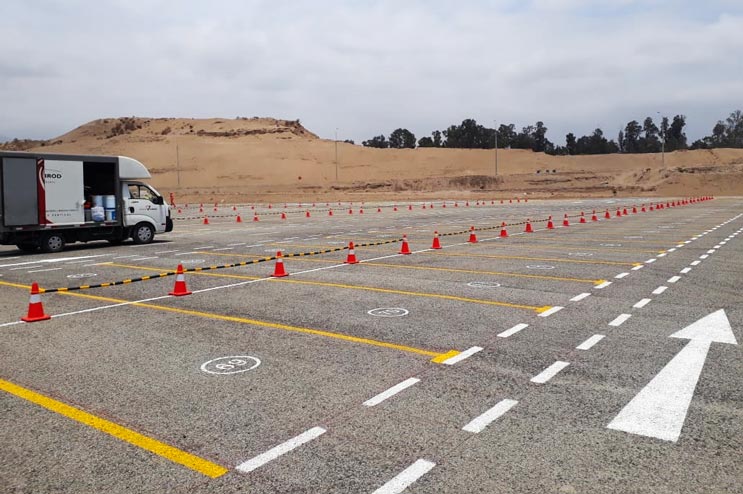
[335,128,339,181]
[493,120,498,177]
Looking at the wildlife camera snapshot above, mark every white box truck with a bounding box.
[0,151,172,252]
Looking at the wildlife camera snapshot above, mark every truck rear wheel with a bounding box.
[41,233,66,253]
[132,223,154,244]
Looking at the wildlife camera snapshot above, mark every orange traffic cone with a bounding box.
[345,242,359,264]
[623,208,628,215]
[432,231,442,249]
[377,207,382,213]
[393,206,398,212]
[408,204,413,211]
[236,215,242,223]
[604,210,611,219]
[454,202,459,208]
[21,282,51,322]
[328,209,334,216]
[272,251,288,277]
[233,206,237,211]
[177,208,182,213]
[253,214,259,222]
[632,206,637,214]
[399,235,412,254]
[563,214,570,227]
[203,216,209,225]
[579,212,586,223]
[616,209,622,217]
[306,211,311,218]
[547,216,554,229]
[422,204,427,209]
[465,201,470,207]
[591,210,598,221]
[168,264,192,297]
[525,220,533,233]
[349,208,353,215]
[641,205,646,212]
[468,226,478,243]
[281,212,287,220]
[199,207,203,213]
[500,222,508,238]
[359,209,363,214]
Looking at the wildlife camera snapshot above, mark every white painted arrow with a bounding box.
[607,309,738,442]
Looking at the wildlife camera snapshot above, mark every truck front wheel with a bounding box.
[41,233,66,253]
[132,223,154,244]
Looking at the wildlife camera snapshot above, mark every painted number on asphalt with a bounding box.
[368,308,409,317]
[200,356,261,375]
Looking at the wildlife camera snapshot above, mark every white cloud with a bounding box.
[0,0,741,144]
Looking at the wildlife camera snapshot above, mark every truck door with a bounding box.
[124,184,167,232]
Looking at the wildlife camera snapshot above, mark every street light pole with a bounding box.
[335,128,339,181]
[494,120,498,177]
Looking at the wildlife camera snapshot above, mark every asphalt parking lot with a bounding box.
[1,196,741,493]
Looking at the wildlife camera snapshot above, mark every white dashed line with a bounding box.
[442,346,483,365]
[615,273,629,279]
[680,267,692,274]
[462,399,518,433]
[28,267,63,273]
[576,334,605,350]
[372,459,436,494]
[631,265,644,271]
[690,261,701,266]
[667,276,681,283]
[699,254,708,259]
[235,427,326,473]
[498,323,529,338]
[531,361,570,384]
[609,314,632,327]
[363,378,420,407]
[595,281,612,289]
[667,248,676,252]
[538,306,564,317]
[645,259,656,264]
[657,253,667,257]
[212,247,234,251]
[652,286,668,295]
[633,299,652,309]
[570,293,591,302]
[706,249,716,254]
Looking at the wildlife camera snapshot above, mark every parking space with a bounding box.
[2,196,742,492]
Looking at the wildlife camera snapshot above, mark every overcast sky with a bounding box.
[1,0,742,145]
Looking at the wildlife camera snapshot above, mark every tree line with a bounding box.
[360,110,743,155]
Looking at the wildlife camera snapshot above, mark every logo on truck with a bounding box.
[44,169,63,183]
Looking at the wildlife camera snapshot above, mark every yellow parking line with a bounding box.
[104,263,550,311]
[0,378,228,478]
[423,252,642,267]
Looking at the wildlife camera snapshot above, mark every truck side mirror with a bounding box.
[153,196,164,205]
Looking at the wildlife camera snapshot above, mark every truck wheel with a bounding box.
[132,223,154,244]
[41,233,66,253]
[16,242,39,253]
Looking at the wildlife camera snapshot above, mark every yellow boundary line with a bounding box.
[0,378,228,478]
[104,263,552,311]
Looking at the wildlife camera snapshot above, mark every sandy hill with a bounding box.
[7,117,743,202]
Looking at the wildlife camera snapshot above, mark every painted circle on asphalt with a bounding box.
[568,252,593,257]
[67,273,97,279]
[368,308,409,317]
[600,243,622,247]
[180,259,205,265]
[527,265,555,270]
[467,281,501,288]
[200,356,261,375]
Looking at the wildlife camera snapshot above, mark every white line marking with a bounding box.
[706,249,716,254]
[372,459,436,494]
[0,254,109,269]
[570,293,591,302]
[174,252,198,256]
[195,246,215,249]
[442,346,483,365]
[538,306,564,317]
[633,298,652,309]
[129,257,159,261]
[212,247,234,251]
[363,378,420,407]
[684,241,691,244]
[645,259,657,264]
[462,399,518,433]
[65,259,97,264]
[595,281,612,289]
[667,248,676,252]
[690,261,701,266]
[699,254,709,259]
[28,267,63,273]
[609,314,632,327]
[531,361,570,384]
[10,265,42,271]
[615,272,629,279]
[714,245,721,249]
[498,323,529,338]
[631,265,644,271]
[235,426,326,473]
[657,253,667,257]
[680,267,691,274]
[113,255,140,259]
[576,334,605,350]
[653,286,668,295]
[667,276,681,283]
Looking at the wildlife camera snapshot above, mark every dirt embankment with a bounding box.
[11,117,743,202]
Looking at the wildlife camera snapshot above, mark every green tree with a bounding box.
[623,120,642,153]
[565,133,577,155]
[362,135,389,148]
[417,136,435,147]
[497,124,516,148]
[665,115,687,151]
[641,117,661,153]
[389,128,416,149]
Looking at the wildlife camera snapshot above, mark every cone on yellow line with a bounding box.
[500,222,508,238]
[525,220,533,233]
[399,234,412,254]
[345,242,359,264]
[272,251,288,277]
[169,264,192,297]
[563,214,570,227]
[604,210,611,219]
[579,212,586,223]
[468,226,478,243]
[21,282,51,322]
[432,231,442,249]
[547,216,554,229]
[203,216,209,225]
[281,212,287,220]
[236,215,242,223]
[591,210,598,221]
